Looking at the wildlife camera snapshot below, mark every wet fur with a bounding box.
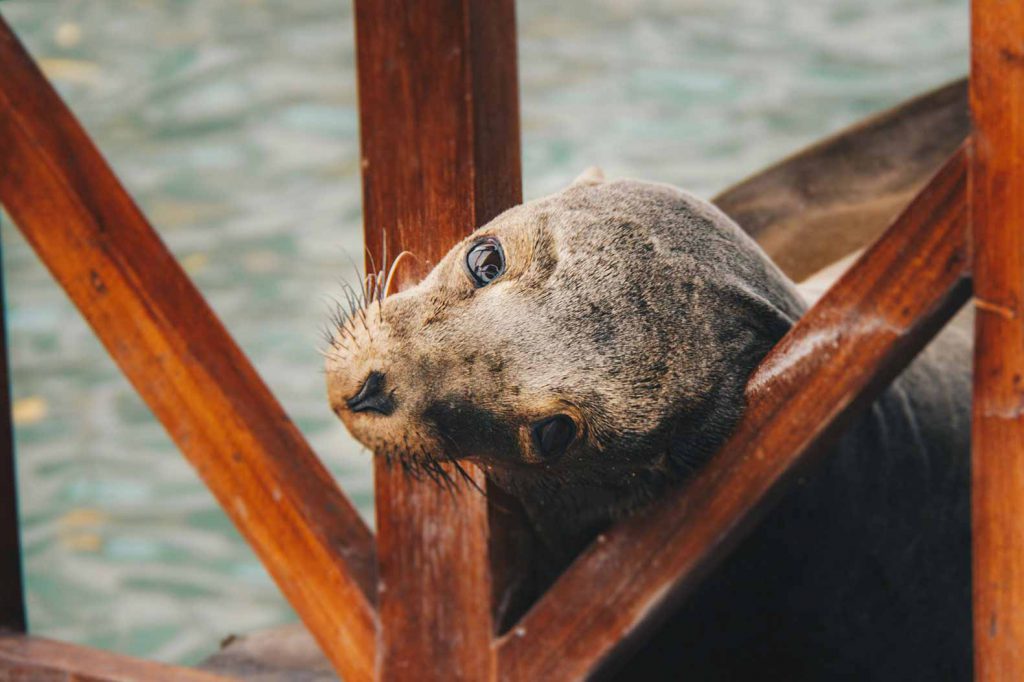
[326,176,971,680]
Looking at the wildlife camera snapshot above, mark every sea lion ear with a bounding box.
[570,166,605,187]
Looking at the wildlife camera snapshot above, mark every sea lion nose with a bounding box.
[346,370,395,416]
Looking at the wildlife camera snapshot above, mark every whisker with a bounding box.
[399,457,421,481]
[318,346,353,366]
[383,250,418,299]
[429,458,458,493]
[449,457,486,496]
[322,296,361,350]
[339,283,360,317]
[365,245,380,304]
[364,272,378,309]
[344,254,366,294]
[379,229,389,304]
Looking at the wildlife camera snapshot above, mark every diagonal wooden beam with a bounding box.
[0,17,376,680]
[970,1,1024,678]
[353,0,523,679]
[0,634,235,682]
[496,147,970,680]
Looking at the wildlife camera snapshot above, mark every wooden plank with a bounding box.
[970,1,1024,678]
[372,467,495,682]
[497,148,971,680]
[0,225,23,634]
[0,634,234,682]
[353,0,522,679]
[0,18,376,680]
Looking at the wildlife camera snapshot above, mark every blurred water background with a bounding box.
[1,0,967,666]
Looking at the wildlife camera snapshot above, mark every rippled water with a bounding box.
[2,0,966,666]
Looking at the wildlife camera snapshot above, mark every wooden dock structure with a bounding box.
[0,1,1020,679]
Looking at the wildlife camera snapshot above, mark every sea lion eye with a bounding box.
[531,414,577,460]
[466,237,506,287]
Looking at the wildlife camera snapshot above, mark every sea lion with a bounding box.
[202,80,971,680]
[324,171,972,680]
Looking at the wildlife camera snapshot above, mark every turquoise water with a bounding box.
[1,0,967,666]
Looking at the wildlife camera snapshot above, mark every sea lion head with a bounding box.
[326,171,804,533]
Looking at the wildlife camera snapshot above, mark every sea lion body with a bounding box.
[324,176,972,680]
[628,312,972,680]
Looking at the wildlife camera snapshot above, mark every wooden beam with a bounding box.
[970,1,1024,678]
[497,148,970,680]
[0,222,23,633]
[353,0,522,679]
[0,634,234,682]
[0,18,376,680]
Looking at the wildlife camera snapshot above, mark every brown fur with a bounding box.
[327,174,801,557]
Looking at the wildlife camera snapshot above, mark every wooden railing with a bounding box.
[0,2,1019,681]
[970,2,1024,679]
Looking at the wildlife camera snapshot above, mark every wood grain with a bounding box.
[497,148,971,680]
[0,18,376,680]
[0,634,235,682]
[970,1,1024,678]
[0,224,23,634]
[354,0,522,678]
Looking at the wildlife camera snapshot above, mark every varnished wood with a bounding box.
[497,148,970,681]
[715,78,969,282]
[373,467,495,682]
[970,1,1024,678]
[0,634,234,682]
[0,226,22,634]
[0,18,376,680]
[354,0,522,679]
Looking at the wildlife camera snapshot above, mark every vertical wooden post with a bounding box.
[353,1,521,680]
[971,1,1024,678]
[0,231,23,634]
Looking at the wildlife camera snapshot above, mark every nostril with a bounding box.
[346,371,395,415]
